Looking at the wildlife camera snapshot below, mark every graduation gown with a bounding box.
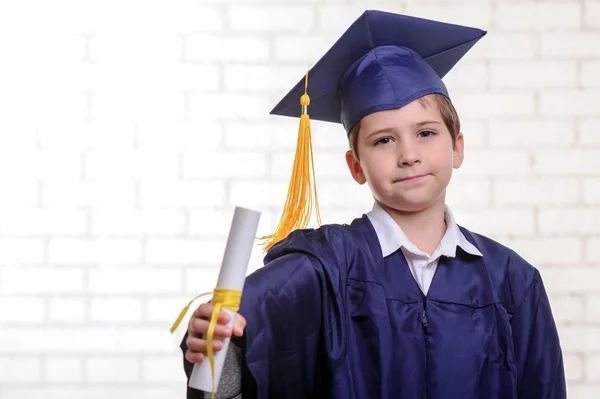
[183,214,566,398]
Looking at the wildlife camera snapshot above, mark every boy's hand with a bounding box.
[185,302,247,364]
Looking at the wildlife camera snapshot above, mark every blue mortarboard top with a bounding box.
[270,10,487,134]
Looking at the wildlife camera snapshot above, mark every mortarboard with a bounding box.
[260,10,486,251]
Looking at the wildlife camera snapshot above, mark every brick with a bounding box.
[569,386,600,399]
[229,180,289,207]
[93,90,184,121]
[0,386,184,399]
[0,239,44,264]
[488,120,574,148]
[48,297,86,323]
[541,33,600,58]
[49,239,142,264]
[225,65,301,92]
[444,61,488,90]
[579,119,600,146]
[146,239,225,264]
[540,90,600,116]
[189,209,236,237]
[405,2,492,28]
[534,150,600,175]
[88,268,181,294]
[458,150,531,176]
[582,61,600,87]
[0,327,117,353]
[585,237,600,263]
[186,35,270,62]
[495,2,581,30]
[318,5,376,31]
[85,150,179,179]
[543,268,600,294]
[451,92,536,119]
[140,181,226,208]
[586,295,600,323]
[501,238,582,265]
[148,64,220,92]
[0,357,41,383]
[0,209,87,235]
[44,356,83,383]
[0,150,81,179]
[229,6,314,32]
[0,268,84,294]
[450,208,535,236]
[182,151,267,178]
[588,355,600,382]
[585,1,600,28]
[142,356,187,383]
[159,3,224,33]
[0,120,36,149]
[584,179,600,204]
[275,34,338,62]
[43,180,136,208]
[91,210,185,235]
[224,121,298,150]
[491,61,576,89]
[45,357,83,383]
[34,92,88,121]
[545,295,585,324]
[564,354,583,382]
[540,209,600,234]
[85,357,139,382]
[39,120,136,150]
[188,94,272,121]
[446,178,491,206]
[493,178,579,206]
[460,119,486,148]
[468,33,538,60]
[90,298,142,323]
[112,328,175,353]
[137,121,222,150]
[0,298,44,324]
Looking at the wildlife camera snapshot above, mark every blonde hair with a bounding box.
[348,93,460,159]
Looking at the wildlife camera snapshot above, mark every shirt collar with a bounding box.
[366,202,483,259]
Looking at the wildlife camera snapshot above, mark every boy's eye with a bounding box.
[418,130,435,138]
[375,137,393,145]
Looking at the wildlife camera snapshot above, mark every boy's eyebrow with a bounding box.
[414,120,442,128]
[365,120,442,138]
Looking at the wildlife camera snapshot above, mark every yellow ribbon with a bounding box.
[170,288,242,399]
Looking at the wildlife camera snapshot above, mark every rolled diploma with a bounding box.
[188,206,261,393]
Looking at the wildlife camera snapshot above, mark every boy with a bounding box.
[181,10,566,399]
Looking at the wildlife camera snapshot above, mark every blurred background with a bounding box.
[0,0,598,397]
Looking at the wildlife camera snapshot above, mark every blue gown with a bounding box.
[183,214,566,398]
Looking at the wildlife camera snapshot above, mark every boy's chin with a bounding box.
[377,197,442,214]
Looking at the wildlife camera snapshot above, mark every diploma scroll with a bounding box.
[188,206,261,394]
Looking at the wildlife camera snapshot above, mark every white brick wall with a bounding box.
[0,1,598,397]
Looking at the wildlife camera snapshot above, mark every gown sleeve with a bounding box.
[511,268,566,398]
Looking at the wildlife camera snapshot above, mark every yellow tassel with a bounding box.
[260,71,322,252]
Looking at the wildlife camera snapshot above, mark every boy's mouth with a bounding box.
[397,174,427,183]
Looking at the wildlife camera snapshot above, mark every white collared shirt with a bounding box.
[366,203,483,295]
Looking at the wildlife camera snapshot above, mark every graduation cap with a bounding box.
[260,10,486,252]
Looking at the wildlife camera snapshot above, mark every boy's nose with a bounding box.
[397,144,421,166]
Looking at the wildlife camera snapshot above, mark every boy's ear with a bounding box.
[452,132,465,169]
[345,150,367,184]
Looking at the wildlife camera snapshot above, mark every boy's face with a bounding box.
[345,96,464,213]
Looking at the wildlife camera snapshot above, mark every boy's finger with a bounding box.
[190,317,232,337]
[233,314,247,336]
[185,351,205,364]
[186,336,225,353]
[194,304,230,324]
